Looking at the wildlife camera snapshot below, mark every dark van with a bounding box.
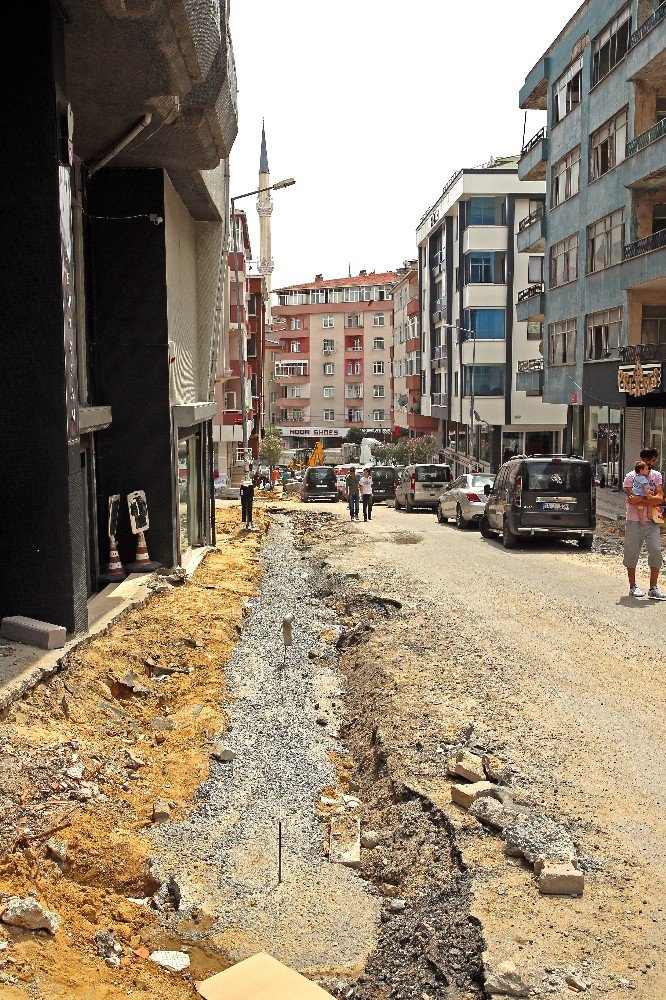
[480,456,595,549]
[369,466,403,502]
[300,466,340,503]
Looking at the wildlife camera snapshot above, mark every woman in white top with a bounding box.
[359,468,373,522]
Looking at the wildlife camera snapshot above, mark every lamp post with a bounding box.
[442,322,476,467]
[230,178,295,469]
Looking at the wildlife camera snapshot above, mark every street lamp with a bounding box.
[442,322,477,467]
[230,177,296,468]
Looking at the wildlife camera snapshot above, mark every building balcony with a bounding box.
[406,336,421,353]
[406,298,420,318]
[517,205,546,253]
[433,344,447,363]
[519,56,549,110]
[463,283,507,310]
[344,344,364,354]
[406,374,420,391]
[518,128,547,181]
[621,228,666,290]
[627,2,666,84]
[463,226,508,254]
[409,411,440,431]
[516,283,545,322]
[274,365,309,380]
[624,116,666,190]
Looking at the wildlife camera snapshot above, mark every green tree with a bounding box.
[407,434,442,464]
[344,427,365,446]
[259,428,283,479]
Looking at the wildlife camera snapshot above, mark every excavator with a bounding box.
[291,440,325,471]
[307,441,325,467]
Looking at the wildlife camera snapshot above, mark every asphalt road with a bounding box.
[310,498,665,998]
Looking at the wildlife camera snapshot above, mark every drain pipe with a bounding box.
[88,112,153,177]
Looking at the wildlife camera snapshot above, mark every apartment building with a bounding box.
[392,262,438,435]
[416,162,568,473]
[271,272,398,447]
[518,0,666,479]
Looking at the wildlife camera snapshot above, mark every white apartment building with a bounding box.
[416,160,568,472]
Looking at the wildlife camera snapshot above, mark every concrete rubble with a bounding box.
[447,749,486,782]
[483,955,532,997]
[504,813,576,865]
[450,779,498,809]
[1,895,61,934]
[148,949,191,972]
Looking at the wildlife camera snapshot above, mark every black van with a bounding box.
[369,466,403,502]
[480,455,595,549]
[300,466,340,503]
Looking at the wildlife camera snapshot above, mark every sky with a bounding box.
[230,0,583,293]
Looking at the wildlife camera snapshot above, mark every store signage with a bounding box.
[618,362,662,397]
[278,427,345,437]
[517,358,544,373]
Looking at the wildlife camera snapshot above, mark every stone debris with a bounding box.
[150,717,177,731]
[483,955,532,997]
[152,876,182,912]
[504,813,576,865]
[537,862,584,896]
[0,896,61,934]
[388,898,406,913]
[565,971,589,991]
[483,753,513,784]
[210,747,236,762]
[125,750,146,770]
[148,949,191,972]
[469,795,531,832]
[447,749,486,783]
[95,929,123,967]
[45,838,68,863]
[450,780,497,809]
[152,800,171,824]
[360,829,380,849]
[66,764,83,780]
[329,814,361,868]
[116,671,151,695]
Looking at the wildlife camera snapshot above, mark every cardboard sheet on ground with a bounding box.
[196,952,335,999]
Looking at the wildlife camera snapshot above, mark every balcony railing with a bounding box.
[623,227,666,260]
[521,126,546,157]
[517,282,545,303]
[627,116,666,157]
[629,1,666,48]
[619,342,666,363]
[518,204,545,232]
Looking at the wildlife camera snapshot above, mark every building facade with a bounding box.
[416,163,568,474]
[518,0,666,480]
[0,1,237,633]
[271,272,398,448]
[392,262,438,435]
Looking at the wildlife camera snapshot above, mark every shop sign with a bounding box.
[517,358,543,373]
[278,427,345,437]
[617,362,662,397]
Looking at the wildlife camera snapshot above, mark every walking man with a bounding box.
[346,466,360,521]
[360,467,373,522]
[623,447,665,599]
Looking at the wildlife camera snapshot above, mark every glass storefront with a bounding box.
[645,408,666,458]
[501,430,556,464]
[178,432,202,554]
[584,406,620,486]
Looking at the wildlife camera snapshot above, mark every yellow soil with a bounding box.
[0,505,268,999]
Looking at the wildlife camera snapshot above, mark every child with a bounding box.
[631,460,652,526]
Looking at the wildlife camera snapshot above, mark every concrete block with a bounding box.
[451,780,497,809]
[1,616,66,650]
[447,749,486,782]
[537,862,584,896]
[329,814,360,868]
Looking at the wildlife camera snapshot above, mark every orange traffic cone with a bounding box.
[99,535,127,583]
[127,530,161,573]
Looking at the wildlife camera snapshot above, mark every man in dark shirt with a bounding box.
[346,467,360,522]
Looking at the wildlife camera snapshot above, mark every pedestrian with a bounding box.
[360,467,373,522]
[240,474,254,530]
[623,447,665,599]
[346,466,360,521]
[630,460,652,525]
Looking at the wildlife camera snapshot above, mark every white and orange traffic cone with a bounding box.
[127,530,161,573]
[99,535,127,584]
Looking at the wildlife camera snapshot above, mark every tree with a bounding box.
[344,427,365,446]
[408,434,442,464]
[259,428,283,479]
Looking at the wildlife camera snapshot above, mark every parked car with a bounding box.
[394,464,452,511]
[369,465,404,502]
[300,466,340,503]
[437,473,495,528]
[480,455,595,549]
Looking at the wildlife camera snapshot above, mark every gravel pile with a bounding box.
[153,515,379,973]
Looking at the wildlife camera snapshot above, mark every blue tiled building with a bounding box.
[518,0,666,482]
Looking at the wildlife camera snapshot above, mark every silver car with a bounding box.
[394,464,452,511]
[437,473,495,528]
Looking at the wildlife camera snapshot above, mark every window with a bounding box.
[373,361,385,374]
[464,309,506,341]
[373,409,385,421]
[373,385,385,397]
[587,209,624,272]
[344,287,360,302]
[516,370,542,395]
[527,321,543,341]
[591,6,631,88]
[270,351,278,362]
[224,391,236,409]
[463,365,506,396]
[590,107,628,180]
[288,409,302,420]
[247,294,257,316]
[324,409,335,421]
[550,233,579,287]
[528,256,544,284]
[348,338,362,351]
[455,266,459,292]
[586,307,622,359]
[552,56,583,124]
[548,318,577,365]
[290,318,301,331]
[347,408,363,422]
[311,289,326,304]
[324,362,335,375]
[373,313,385,326]
[345,383,363,398]
[346,313,362,328]
[373,336,385,350]
[347,361,361,375]
[467,196,505,226]
[642,306,666,345]
[323,338,334,353]
[551,147,580,207]
[323,386,335,397]
[290,340,301,353]
[275,361,308,377]
[454,371,459,397]
[287,386,301,399]
[270,391,278,403]
[323,315,334,329]
[465,251,505,284]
